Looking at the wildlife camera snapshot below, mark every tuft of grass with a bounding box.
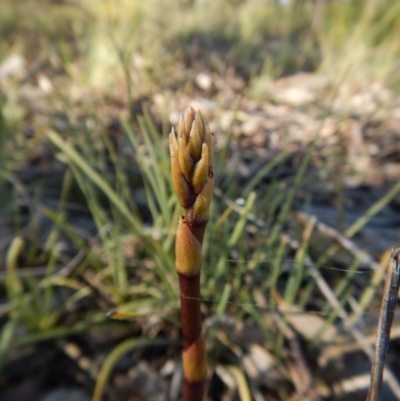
[319,0,400,93]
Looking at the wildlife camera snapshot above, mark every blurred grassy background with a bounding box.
[1,1,400,400]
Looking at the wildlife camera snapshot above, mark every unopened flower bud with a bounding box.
[170,107,215,220]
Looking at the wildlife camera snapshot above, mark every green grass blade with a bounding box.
[47,130,143,235]
[92,337,172,401]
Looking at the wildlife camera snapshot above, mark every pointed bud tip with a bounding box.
[184,107,197,135]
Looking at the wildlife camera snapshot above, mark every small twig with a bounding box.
[295,211,380,271]
[367,247,400,401]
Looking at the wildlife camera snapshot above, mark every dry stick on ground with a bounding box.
[367,248,400,401]
[169,107,215,401]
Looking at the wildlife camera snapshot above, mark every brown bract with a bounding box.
[182,334,207,382]
[175,218,203,275]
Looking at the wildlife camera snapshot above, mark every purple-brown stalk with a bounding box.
[169,107,215,401]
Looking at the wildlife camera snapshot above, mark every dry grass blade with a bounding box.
[367,248,400,401]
